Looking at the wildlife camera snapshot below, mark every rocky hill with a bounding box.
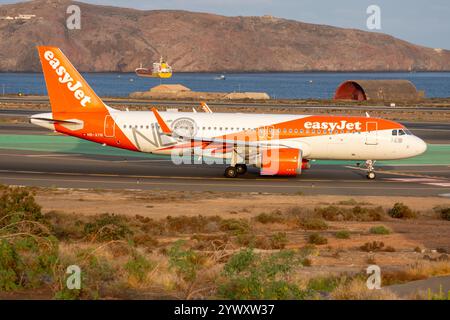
[1,0,450,72]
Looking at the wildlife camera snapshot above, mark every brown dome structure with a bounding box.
[334,80,424,101]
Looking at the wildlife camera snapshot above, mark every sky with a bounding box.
[2,0,450,49]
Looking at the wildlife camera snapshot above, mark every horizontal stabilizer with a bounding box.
[30,117,83,124]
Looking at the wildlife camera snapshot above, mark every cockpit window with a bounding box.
[398,129,406,136]
[392,130,398,136]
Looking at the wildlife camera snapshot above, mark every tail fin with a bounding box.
[37,46,106,115]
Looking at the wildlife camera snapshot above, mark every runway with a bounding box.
[0,113,449,196]
[0,121,449,196]
[0,148,449,196]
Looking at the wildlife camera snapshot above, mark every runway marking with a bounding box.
[386,178,450,188]
[386,178,443,182]
[0,168,447,186]
[114,159,172,163]
[345,166,449,180]
[21,154,78,158]
[0,169,293,182]
[424,183,450,187]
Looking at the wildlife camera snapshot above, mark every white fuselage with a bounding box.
[109,110,427,161]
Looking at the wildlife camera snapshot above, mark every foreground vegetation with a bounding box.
[0,186,449,300]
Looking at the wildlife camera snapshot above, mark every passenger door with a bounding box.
[365,122,378,145]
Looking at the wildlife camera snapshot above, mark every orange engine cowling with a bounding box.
[258,148,302,176]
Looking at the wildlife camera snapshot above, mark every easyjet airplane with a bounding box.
[30,47,427,179]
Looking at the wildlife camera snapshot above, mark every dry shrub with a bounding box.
[253,211,285,224]
[308,233,328,245]
[250,232,289,250]
[369,225,391,235]
[139,215,225,236]
[166,215,222,234]
[434,206,450,221]
[191,234,230,251]
[83,213,133,242]
[331,278,398,300]
[133,234,159,250]
[388,203,417,219]
[383,261,450,286]
[45,210,86,240]
[300,217,328,230]
[315,205,383,222]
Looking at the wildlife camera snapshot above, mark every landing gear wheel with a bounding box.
[224,166,238,178]
[235,164,247,175]
[367,171,376,180]
[365,160,376,180]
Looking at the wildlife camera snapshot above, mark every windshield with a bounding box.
[402,128,413,135]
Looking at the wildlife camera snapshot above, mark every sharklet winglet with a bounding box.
[151,107,172,135]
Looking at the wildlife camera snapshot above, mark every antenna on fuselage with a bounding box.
[365,112,370,118]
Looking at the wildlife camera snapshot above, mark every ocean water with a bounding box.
[0,72,449,99]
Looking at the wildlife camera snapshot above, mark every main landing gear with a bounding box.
[224,164,247,178]
[365,160,376,180]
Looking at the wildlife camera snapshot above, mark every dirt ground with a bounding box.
[35,189,448,217]
[35,189,450,275]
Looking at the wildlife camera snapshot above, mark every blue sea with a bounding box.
[1,72,450,99]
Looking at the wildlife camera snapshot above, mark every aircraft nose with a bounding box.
[414,137,427,156]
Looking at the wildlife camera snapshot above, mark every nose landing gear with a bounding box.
[365,160,376,180]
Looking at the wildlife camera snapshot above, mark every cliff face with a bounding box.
[1,0,450,72]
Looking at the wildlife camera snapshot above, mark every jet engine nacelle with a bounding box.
[256,148,302,176]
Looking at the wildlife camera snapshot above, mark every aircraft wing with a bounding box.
[151,107,289,151]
